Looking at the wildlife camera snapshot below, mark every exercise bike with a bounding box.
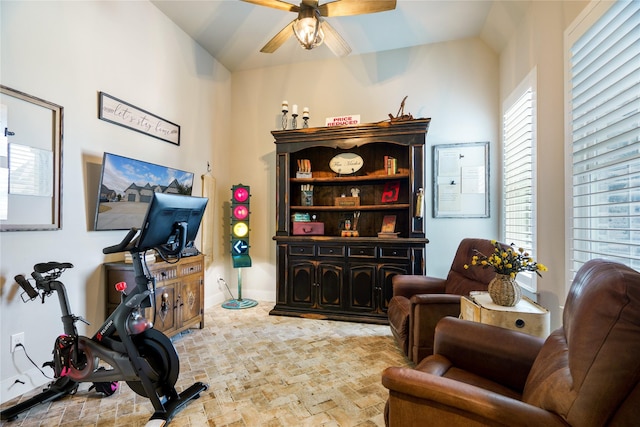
[1,193,209,426]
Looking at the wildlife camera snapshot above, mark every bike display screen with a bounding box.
[135,193,208,253]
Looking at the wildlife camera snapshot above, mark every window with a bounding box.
[566,0,640,281]
[503,69,537,292]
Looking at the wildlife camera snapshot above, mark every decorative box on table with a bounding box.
[292,222,324,235]
[460,291,550,338]
[334,197,360,207]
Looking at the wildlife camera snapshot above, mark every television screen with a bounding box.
[94,152,194,231]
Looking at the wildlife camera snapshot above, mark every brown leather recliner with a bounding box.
[382,259,640,426]
[388,238,501,364]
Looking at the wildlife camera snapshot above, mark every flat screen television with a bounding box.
[94,152,194,230]
[134,193,208,255]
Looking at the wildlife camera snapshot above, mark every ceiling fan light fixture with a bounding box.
[293,9,324,50]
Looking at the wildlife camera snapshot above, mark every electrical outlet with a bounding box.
[10,332,24,353]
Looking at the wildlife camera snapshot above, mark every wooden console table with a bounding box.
[105,254,204,337]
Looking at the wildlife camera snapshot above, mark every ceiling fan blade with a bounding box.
[318,0,396,17]
[260,19,296,53]
[241,0,300,13]
[321,20,351,57]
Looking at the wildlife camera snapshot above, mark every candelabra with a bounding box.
[303,107,309,128]
[281,101,288,130]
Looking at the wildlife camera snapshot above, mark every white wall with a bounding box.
[0,1,231,402]
[230,37,501,299]
[499,0,588,329]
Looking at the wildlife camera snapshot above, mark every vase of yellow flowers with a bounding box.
[488,274,521,306]
[464,240,548,307]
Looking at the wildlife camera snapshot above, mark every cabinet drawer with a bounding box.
[180,259,203,276]
[348,246,377,258]
[379,247,410,259]
[318,245,345,257]
[289,245,315,256]
[150,265,179,283]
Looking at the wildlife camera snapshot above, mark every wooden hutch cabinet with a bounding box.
[105,254,204,337]
[271,119,430,324]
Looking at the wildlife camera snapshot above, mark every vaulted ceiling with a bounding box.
[151,0,530,72]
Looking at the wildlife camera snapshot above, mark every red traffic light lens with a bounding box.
[233,205,248,220]
[233,187,249,202]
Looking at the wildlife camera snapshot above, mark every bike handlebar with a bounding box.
[15,274,39,299]
[103,228,139,254]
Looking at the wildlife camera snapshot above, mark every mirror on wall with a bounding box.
[0,85,63,231]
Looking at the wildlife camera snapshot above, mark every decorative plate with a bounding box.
[329,153,364,175]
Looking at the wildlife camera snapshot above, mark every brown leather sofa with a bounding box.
[388,238,501,364]
[382,259,640,426]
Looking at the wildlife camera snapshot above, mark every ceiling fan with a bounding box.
[241,0,397,56]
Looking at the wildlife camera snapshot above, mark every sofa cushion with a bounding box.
[417,355,523,401]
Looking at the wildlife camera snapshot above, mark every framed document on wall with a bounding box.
[433,141,489,218]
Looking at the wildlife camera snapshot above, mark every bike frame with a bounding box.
[60,251,158,384]
[3,225,208,425]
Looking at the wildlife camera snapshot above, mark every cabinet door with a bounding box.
[179,275,202,328]
[379,264,410,312]
[290,260,316,308]
[317,262,343,309]
[347,264,377,312]
[153,282,177,334]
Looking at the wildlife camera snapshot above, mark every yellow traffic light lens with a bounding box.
[233,222,249,237]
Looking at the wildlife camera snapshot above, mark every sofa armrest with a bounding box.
[392,275,447,298]
[433,316,545,391]
[407,294,462,363]
[382,367,568,427]
[410,293,461,305]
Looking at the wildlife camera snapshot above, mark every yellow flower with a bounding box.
[464,264,469,269]
[467,240,547,277]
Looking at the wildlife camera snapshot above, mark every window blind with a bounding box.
[504,84,536,291]
[8,143,53,197]
[569,0,640,274]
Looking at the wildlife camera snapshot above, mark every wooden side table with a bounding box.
[460,291,550,338]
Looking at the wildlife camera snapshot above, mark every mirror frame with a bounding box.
[0,85,63,231]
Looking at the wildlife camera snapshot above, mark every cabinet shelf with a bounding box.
[291,173,408,184]
[291,204,410,211]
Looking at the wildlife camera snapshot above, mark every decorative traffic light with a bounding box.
[230,184,251,268]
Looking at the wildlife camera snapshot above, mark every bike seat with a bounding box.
[34,262,74,273]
